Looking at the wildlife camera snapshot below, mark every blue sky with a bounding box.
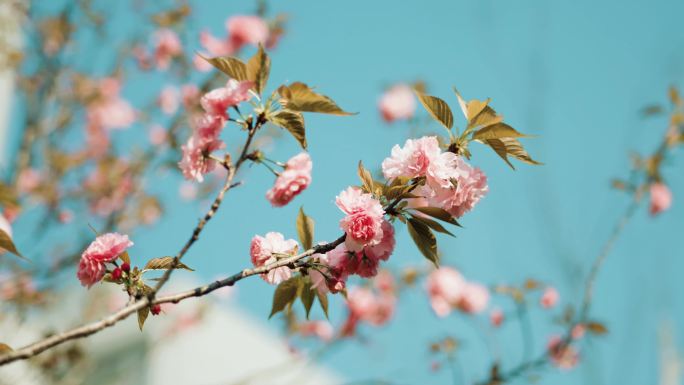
[14,0,684,383]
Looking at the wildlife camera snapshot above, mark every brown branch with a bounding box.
[0,234,345,366]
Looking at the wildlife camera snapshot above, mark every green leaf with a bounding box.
[484,137,542,169]
[472,123,526,141]
[357,161,376,194]
[411,206,460,226]
[119,251,131,265]
[277,82,355,115]
[137,307,149,331]
[143,257,194,271]
[246,43,270,95]
[296,207,315,250]
[0,183,18,209]
[269,276,302,318]
[316,290,329,319]
[407,218,439,267]
[415,92,453,129]
[468,106,502,129]
[300,279,316,319]
[586,321,609,335]
[0,229,25,260]
[466,99,490,122]
[270,109,307,149]
[200,55,248,81]
[410,215,455,237]
[453,87,469,120]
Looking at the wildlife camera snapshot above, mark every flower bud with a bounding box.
[121,262,131,273]
[111,268,122,281]
[151,304,162,316]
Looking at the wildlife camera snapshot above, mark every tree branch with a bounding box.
[0,232,345,366]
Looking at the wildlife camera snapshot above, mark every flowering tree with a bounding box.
[0,1,681,384]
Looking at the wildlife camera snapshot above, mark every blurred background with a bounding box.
[0,0,683,384]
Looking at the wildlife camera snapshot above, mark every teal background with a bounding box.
[14,0,684,384]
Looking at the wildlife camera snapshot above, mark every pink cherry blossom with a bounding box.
[77,233,133,288]
[426,267,466,317]
[226,15,269,52]
[425,155,488,218]
[266,152,312,207]
[82,233,133,263]
[178,115,226,182]
[456,282,489,314]
[363,220,396,262]
[309,253,330,294]
[77,256,107,288]
[158,86,180,115]
[490,308,504,327]
[381,136,441,179]
[540,287,559,309]
[200,79,254,118]
[153,29,182,70]
[299,320,334,342]
[336,187,385,252]
[378,84,416,122]
[195,113,226,140]
[649,182,672,216]
[547,336,579,370]
[249,232,299,285]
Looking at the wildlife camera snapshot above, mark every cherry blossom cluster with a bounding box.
[426,266,489,316]
[340,271,397,336]
[178,79,253,182]
[76,233,133,288]
[383,136,488,218]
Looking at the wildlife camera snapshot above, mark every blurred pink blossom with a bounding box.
[153,29,182,70]
[649,182,672,216]
[540,287,559,309]
[378,84,416,122]
[299,320,334,342]
[17,168,42,194]
[149,125,168,146]
[181,84,200,108]
[547,336,579,370]
[456,282,489,314]
[342,286,395,336]
[226,15,269,51]
[426,267,466,317]
[158,86,180,115]
[490,308,504,327]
